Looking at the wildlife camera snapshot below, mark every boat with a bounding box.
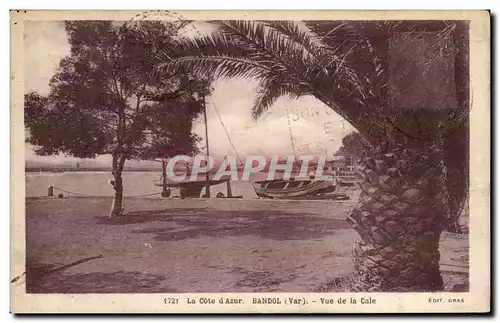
[250,159,340,199]
[153,165,241,199]
[153,175,234,199]
[249,109,357,200]
[252,177,337,199]
[153,94,356,200]
[336,165,357,187]
[153,97,243,199]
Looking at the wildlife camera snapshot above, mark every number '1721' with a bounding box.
[164,298,179,304]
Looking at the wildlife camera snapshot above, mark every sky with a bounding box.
[23,20,355,167]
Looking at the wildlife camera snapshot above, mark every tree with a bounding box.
[334,131,371,162]
[156,21,469,291]
[24,21,210,217]
[135,83,210,197]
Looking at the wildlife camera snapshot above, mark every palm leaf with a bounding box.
[157,20,461,140]
[260,21,326,60]
[209,21,317,79]
[252,76,309,119]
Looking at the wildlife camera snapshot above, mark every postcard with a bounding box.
[11,10,490,313]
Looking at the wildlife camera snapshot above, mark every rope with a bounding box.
[52,186,161,198]
[284,104,297,155]
[211,101,244,166]
[52,187,95,197]
[128,192,162,197]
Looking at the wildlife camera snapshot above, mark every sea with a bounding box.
[25,171,259,199]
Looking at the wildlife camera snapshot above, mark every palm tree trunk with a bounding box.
[444,21,469,233]
[347,140,449,291]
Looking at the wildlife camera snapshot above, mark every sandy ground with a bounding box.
[22,195,469,293]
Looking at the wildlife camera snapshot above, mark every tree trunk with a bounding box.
[109,155,125,217]
[347,140,450,292]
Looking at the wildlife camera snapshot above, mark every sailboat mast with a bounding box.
[284,104,296,157]
[203,94,211,198]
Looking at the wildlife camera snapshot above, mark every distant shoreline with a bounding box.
[25,168,161,173]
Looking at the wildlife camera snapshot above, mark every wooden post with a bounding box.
[226,180,232,198]
[48,186,54,197]
[161,159,169,197]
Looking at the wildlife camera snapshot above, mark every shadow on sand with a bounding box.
[96,208,351,241]
[25,254,175,294]
[26,269,173,293]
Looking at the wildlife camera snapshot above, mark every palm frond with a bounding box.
[158,30,307,81]
[156,55,275,81]
[252,76,309,119]
[208,21,377,117]
[306,21,388,95]
[155,21,329,113]
[261,21,325,59]
[209,21,318,80]
[155,20,435,140]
